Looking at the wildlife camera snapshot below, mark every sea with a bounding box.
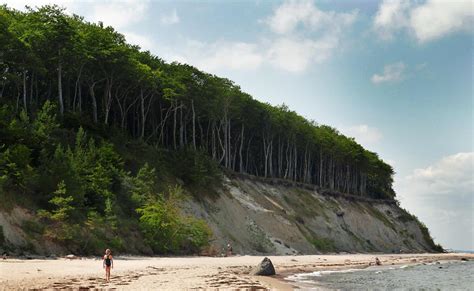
[286,260,474,290]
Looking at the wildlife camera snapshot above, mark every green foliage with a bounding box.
[33,100,59,140]
[397,208,444,253]
[22,220,45,237]
[0,144,34,190]
[179,217,213,253]
[170,149,221,189]
[80,211,123,254]
[137,185,212,254]
[310,236,336,252]
[0,100,213,254]
[0,4,395,200]
[0,4,406,255]
[127,162,156,206]
[38,181,78,242]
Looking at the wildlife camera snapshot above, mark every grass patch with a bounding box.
[310,236,336,252]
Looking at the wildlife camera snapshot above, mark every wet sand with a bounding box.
[0,253,471,290]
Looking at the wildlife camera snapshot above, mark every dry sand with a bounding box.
[0,253,471,290]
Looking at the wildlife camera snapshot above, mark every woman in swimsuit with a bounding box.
[103,249,113,282]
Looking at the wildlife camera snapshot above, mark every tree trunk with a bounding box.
[140,89,145,139]
[89,83,98,123]
[23,70,27,112]
[58,61,64,115]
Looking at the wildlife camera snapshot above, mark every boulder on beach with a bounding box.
[250,257,276,276]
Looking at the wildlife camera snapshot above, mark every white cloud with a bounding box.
[407,152,474,195]
[199,41,264,71]
[395,152,474,250]
[87,0,150,30]
[162,0,358,73]
[6,0,151,30]
[410,0,473,43]
[373,0,411,40]
[265,0,357,35]
[262,0,357,72]
[371,62,406,84]
[373,0,474,43]
[341,124,383,145]
[160,9,180,25]
[159,39,264,72]
[267,36,338,72]
[123,31,154,52]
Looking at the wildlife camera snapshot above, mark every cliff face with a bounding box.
[0,175,437,255]
[184,175,436,255]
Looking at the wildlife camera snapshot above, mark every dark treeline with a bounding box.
[0,5,395,200]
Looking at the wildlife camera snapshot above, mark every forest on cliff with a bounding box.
[0,5,399,254]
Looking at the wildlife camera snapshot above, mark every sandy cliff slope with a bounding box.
[184,175,436,255]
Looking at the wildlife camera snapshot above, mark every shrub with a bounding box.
[137,185,212,254]
[38,181,79,242]
[169,149,221,188]
[311,236,336,252]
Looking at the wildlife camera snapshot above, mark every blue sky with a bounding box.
[7,0,473,250]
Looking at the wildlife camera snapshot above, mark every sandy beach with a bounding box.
[0,253,471,290]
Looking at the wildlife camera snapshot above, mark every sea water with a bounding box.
[286,260,474,290]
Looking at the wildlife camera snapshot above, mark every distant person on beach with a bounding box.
[226,243,233,257]
[103,249,113,282]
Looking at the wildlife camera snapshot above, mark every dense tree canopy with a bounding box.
[0,5,395,200]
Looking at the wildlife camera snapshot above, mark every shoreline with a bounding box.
[0,253,472,290]
[257,253,473,290]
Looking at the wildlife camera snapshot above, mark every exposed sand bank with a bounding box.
[0,253,471,290]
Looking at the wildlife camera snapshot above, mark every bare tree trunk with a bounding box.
[23,70,27,112]
[73,64,84,113]
[29,72,34,106]
[58,60,64,115]
[140,89,145,139]
[104,80,113,124]
[89,83,98,123]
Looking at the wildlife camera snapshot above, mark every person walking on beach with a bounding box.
[103,249,113,282]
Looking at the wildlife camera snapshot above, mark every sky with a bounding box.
[5,0,473,251]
